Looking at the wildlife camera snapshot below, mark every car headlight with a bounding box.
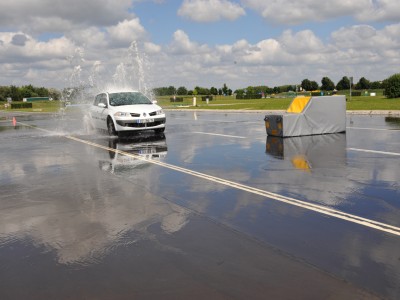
[156,109,164,115]
[114,112,130,117]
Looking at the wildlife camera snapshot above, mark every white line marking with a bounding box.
[67,136,400,237]
[348,148,400,156]
[193,132,246,139]
[18,121,400,237]
[347,126,400,131]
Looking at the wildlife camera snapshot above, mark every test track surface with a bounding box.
[18,120,400,238]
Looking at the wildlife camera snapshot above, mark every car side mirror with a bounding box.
[152,100,158,104]
[98,103,107,108]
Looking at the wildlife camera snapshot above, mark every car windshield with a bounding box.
[109,92,152,106]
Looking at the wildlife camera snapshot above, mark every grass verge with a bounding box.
[157,95,400,111]
[0,95,399,113]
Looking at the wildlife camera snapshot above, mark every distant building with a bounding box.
[23,97,50,102]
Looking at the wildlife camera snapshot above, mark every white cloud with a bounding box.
[331,25,379,49]
[240,39,282,64]
[331,24,400,54]
[0,32,76,64]
[0,0,133,34]
[1,21,399,90]
[355,0,400,22]
[242,0,368,24]
[279,30,324,54]
[0,32,77,87]
[178,0,246,22]
[148,23,400,89]
[0,0,399,92]
[170,30,196,53]
[241,0,400,24]
[107,18,147,47]
[233,39,250,51]
[66,27,108,50]
[144,42,162,54]
[168,29,210,54]
[213,30,324,67]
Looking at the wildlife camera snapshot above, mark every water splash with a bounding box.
[112,63,128,88]
[129,41,148,95]
[108,41,154,99]
[131,41,155,100]
[64,47,89,104]
[66,48,86,88]
[88,61,102,89]
[59,41,155,135]
[64,41,154,104]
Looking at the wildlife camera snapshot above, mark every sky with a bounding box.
[0,0,399,91]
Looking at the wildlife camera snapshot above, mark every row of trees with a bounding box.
[302,75,399,98]
[235,85,293,95]
[2,74,399,101]
[385,74,400,98]
[153,76,387,99]
[154,84,291,97]
[0,85,61,102]
[301,76,384,92]
[154,84,233,96]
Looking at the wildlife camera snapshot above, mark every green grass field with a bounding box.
[157,94,400,111]
[156,95,292,110]
[1,100,63,113]
[1,93,399,113]
[346,96,400,110]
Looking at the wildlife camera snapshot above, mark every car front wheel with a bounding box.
[107,118,117,136]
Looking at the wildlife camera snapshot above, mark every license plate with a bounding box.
[137,118,154,124]
[139,149,154,154]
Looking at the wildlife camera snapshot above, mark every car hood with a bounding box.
[110,104,162,114]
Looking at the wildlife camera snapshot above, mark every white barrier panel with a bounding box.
[264,95,346,137]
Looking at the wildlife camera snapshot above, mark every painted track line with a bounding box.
[66,136,400,237]
[193,132,246,139]
[347,126,400,131]
[348,148,400,156]
[18,121,400,237]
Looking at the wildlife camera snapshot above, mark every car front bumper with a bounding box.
[115,117,166,131]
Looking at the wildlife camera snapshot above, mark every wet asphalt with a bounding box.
[0,110,399,299]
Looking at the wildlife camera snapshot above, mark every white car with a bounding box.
[89,91,166,136]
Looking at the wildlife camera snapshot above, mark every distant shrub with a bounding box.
[351,91,362,96]
[236,94,262,99]
[11,102,32,109]
[201,96,213,101]
[170,97,183,102]
[384,73,400,99]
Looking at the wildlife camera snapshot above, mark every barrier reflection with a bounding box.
[266,133,347,171]
[385,116,400,128]
[99,133,168,174]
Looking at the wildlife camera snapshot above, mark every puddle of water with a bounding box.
[0,112,399,299]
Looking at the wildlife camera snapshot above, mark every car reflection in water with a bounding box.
[99,133,168,175]
[266,133,347,172]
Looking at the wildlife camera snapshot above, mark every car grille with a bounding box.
[149,111,157,116]
[116,118,166,128]
[130,113,141,117]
